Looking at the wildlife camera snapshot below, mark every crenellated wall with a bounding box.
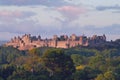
[5,34,107,50]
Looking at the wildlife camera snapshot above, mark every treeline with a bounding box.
[0,39,120,80]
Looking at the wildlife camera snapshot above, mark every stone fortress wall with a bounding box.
[5,34,106,50]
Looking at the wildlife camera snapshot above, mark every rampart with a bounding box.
[5,34,106,50]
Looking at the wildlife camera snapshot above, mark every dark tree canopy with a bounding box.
[42,49,75,80]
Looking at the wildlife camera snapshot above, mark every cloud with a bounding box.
[57,5,86,21]
[0,6,64,37]
[0,3,120,41]
[0,32,23,40]
[0,10,35,18]
[58,6,86,15]
[1,23,120,41]
[68,9,120,27]
[96,5,120,11]
[0,8,36,24]
[0,10,34,19]
[0,10,22,17]
[0,0,67,7]
[84,25,120,35]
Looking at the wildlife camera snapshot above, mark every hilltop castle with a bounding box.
[5,34,106,50]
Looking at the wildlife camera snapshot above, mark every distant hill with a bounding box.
[0,41,7,46]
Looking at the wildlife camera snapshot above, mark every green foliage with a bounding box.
[0,46,23,64]
[42,49,75,80]
[14,56,42,71]
[102,49,120,58]
[7,67,50,80]
[71,54,83,66]
[89,55,106,69]
[65,48,97,57]
[29,48,42,56]
[104,71,116,80]
[0,64,15,80]
[74,67,100,80]
[96,71,117,80]
[95,74,105,80]
[0,42,120,80]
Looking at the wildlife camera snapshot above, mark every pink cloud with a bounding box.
[57,6,86,20]
[0,10,23,23]
[0,10,35,23]
[0,10,23,17]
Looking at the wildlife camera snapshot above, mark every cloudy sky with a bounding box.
[0,0,120,41]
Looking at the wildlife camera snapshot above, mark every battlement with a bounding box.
[5,34,107,50]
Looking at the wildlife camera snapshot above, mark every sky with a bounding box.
[0,0,120,41]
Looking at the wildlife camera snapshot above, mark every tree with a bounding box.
[95,74,105,80]
[0,64,15,80]
[71,54,83,66]
[0,46,23,64]
[14,54,41,72]
[42,49,75,80]
[73,70,86,80]
[104,71,116,80]
[74,67,100,80]
[29,48,42,56]
[7,67,50,80]
[89,55,105,69]
[96,71,117,80]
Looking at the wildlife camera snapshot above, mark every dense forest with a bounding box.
[0,39,120,80]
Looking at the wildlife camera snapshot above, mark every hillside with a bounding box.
[0,38,120,80]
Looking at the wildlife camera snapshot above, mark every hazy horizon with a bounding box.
[0,0,120,41]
